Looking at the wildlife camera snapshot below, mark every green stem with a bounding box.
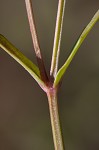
[47,88,64,150]
[50,0,66,78]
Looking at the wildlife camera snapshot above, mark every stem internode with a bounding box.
[47,87,64,150]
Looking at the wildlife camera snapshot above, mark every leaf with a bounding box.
[0,34,46,88]
[54,10,99,87]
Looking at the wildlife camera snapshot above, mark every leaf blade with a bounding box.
[0,34,46,88]
[54,10,99,87]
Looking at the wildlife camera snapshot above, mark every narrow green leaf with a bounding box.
[54,10,99,87]
[0,34,46,88]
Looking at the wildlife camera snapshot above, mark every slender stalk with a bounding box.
[50,0,66,78]
[47,88,64,150]
[25,0,48,82]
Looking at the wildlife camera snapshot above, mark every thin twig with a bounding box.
[50,0,66,78]
[25,0,48,83]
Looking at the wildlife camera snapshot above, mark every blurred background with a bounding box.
[0,0,99,149]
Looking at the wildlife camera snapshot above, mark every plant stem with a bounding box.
[25,0,48,83]
[50,0,66,78]
[47,88,64,150]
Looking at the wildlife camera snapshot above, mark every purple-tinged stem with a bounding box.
[25,0,48,83]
